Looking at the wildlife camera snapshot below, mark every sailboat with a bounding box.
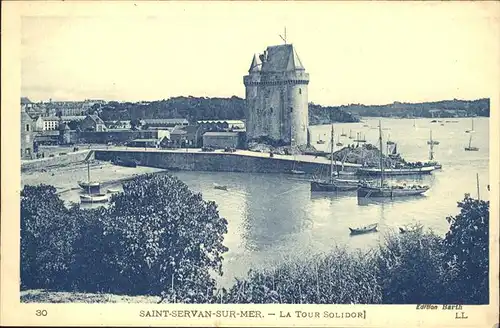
[357,121,431,198]
[316,134,325,144]
[387,142,399,160]
[78,161,101,191]
[427,130,440,145]
[464,134,479,151]
[79,161,109,203]
[465,118,475,133]
[386,134,395,146]
[340,129,347,137]
[354,132,366,143]
[427,132,442,169]
[311,125,360,192]
[336,134,343,147]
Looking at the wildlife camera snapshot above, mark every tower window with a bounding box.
[299,88,302,94]
[270,108,273,114]
[25,124,30,132]
[290,107,293,113]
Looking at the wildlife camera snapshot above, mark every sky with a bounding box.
[20,1,500,106]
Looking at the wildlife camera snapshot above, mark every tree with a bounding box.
[375,228,446,304]
[67,120,80,130]
[20,185,76,290]
[103,174,229,302]
[442,195,489,304]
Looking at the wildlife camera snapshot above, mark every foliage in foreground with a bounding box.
[21,180,489,304]
[20,174,228,303]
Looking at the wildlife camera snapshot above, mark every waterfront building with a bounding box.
[21,106,35,159]
[244,44,310,147]
[34,116,60,131]
[203,131,241,149]
[142,118,189,129]
[80,115,107,132]
[197,120,245,131]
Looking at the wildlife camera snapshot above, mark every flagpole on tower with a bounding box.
[279,27,287,44]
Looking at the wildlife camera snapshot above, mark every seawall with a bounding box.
[21,150,93,172]
[94,149,359,174]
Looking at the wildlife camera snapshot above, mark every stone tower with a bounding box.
[243,44,310,147]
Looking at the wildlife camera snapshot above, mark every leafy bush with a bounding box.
[376,228,446,304]
[20,185,76,290]
[20,175,229,303]
[224,248,382,304]
[442,195,489,304]
[103,174,228,302]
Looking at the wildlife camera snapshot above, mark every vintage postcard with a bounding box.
[1,1,499,327]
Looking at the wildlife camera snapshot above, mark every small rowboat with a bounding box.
[349,223,378,235]
[289,170,306,175]
[80,193,109,203]
[213,183,228,191]
[107,188,120,194]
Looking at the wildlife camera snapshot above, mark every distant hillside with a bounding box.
[97,96,359,124]
[334,98,489,118]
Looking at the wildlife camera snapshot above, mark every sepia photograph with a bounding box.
[2,1,499,327]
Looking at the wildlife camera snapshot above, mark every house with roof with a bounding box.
[142,118,189,129]
[202,131,241,149]
[80,115,107,132]
[197,120,245,131]
[34,116,60,131]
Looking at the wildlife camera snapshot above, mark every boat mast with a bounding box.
[469,134,472,148]
[378,120,384,187]
[330,124,334,182]
[476,173,480,200]
[429,130,434,160]
[87,161,91,194]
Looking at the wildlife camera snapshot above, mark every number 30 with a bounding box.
[36,309,47,316]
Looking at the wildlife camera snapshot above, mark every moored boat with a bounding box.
[80,193,109,203]
[357,183,430,198]
[289,170,306,175]
[357,120,431,198]
[213,183,228,191]
[112,157,137,168]
[78,180,100,189]
[464,134,479,151]
[107,188,121,194]
[357,165,435,176]
[349,223,378,235]
[399,226,423,234]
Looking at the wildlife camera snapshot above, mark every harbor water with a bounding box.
[21,117,490,288]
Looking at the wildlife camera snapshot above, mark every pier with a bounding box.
[94,147,362,174]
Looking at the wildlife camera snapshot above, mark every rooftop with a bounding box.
[259,44,305,73]
[203,131,239,137]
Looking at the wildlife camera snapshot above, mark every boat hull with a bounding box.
[357,186,429,198]
[112,158,137,168]
[357,166,435,176]
[78,181,100,188]
[80,194,109,203]
[464,147,479,151]
[311,180,359,192]
[349,224,378,235]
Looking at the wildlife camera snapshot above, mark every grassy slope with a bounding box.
[21,289,160,303]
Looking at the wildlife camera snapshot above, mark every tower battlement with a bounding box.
[244,44,310,146]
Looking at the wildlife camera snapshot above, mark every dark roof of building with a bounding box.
[88,115,105,124]
[131,139,159,142]
[170,129,187,135]
[248,54,262,73]
[21,97,32,105]
[142,118,189,125]
[203,132,239,137]
[259,44,305,73]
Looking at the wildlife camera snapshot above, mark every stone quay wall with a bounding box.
[21,150,93,172]
[94,149,354,175]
